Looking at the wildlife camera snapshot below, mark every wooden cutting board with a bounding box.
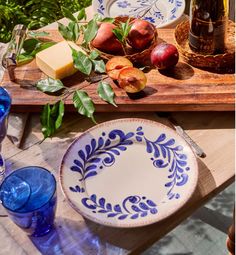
[1,29,235,112]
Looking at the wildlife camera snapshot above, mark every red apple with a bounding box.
[128,19,156,51]
[150,43,179,70]
[91,23,124,55]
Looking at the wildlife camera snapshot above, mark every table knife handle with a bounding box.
[176,126,206,158]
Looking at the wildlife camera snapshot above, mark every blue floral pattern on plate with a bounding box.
[82,194,157,220]
[69,129,134,183]
[69,126,190,220]
[60,119,198,227]
[117,0,131,8]
[93,0,185,27]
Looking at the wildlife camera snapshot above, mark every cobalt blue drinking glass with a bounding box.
[0,87,11,181]
[0,166,57,237]
[0,87,11,147]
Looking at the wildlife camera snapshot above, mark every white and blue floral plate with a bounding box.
[60,118,198,228]
[92,0,185,28]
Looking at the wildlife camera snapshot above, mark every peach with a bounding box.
[106,56,133,80]
[128,19,156,51]
[91,22,124,55]
[118,67,147,93]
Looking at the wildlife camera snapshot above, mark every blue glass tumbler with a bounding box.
[0,87,11,180]
[0,166,57,237]
[0,87,11,147]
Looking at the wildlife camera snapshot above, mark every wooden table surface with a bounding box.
[1,111,235,255]
[0,6,235,255]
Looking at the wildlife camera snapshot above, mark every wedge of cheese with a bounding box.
[36,41,85,80]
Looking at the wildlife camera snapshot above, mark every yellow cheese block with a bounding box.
[36,41,85,79]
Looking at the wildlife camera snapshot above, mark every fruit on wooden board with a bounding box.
[118,67,147,93]
[150,43,179,70]
[36,41,86,79]
[91,22,124,55]
[106,56,133,80]
[128,19,156,51]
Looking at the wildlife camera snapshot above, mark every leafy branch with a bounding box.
[37,75,116,139]
[57,7,99,46]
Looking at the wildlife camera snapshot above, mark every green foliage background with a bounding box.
[0,0,91,43]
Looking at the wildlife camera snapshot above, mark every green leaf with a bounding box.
[68,21,80,42]
[40,104,55,139]
[101,17,115,23]
[40,100,65,139]
[89,50,100,60]
[112,28,123,43]
[58,21,79,42]
[97,82,117,107]
[51,100,65,130]
[93,13,103,22]
[83,19,98,43]
[23,38,40,53]
[58,22,73,41]
[28,31,50,38]
[36,78,66,93]
[17,53,34,65]
[61,6,77,22]
[92,59,106,73]
[17,40,55,65]
[71,48,92,75]
[121,18,131,38]
[77,8,86,21]
[113,18,131,43]
[73,90,96,123]
[31,42,56,56]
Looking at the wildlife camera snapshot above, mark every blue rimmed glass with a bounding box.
[0,87,11,180]
[0,166,57,237]
[0,87,11,145]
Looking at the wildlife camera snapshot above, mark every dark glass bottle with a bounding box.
[189,0,229,54]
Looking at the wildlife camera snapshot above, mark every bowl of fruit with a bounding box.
[90,16,158,66]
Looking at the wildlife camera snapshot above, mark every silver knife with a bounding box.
[157,113,206,158]
[168,116,206,158]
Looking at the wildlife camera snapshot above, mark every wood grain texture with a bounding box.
[1,111,235,255]
[1,29,235,112]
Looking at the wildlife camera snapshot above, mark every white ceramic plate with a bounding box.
[92,0,185,28]
[60,118,198,228]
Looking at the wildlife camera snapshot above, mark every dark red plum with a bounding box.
[150,43,179,70]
